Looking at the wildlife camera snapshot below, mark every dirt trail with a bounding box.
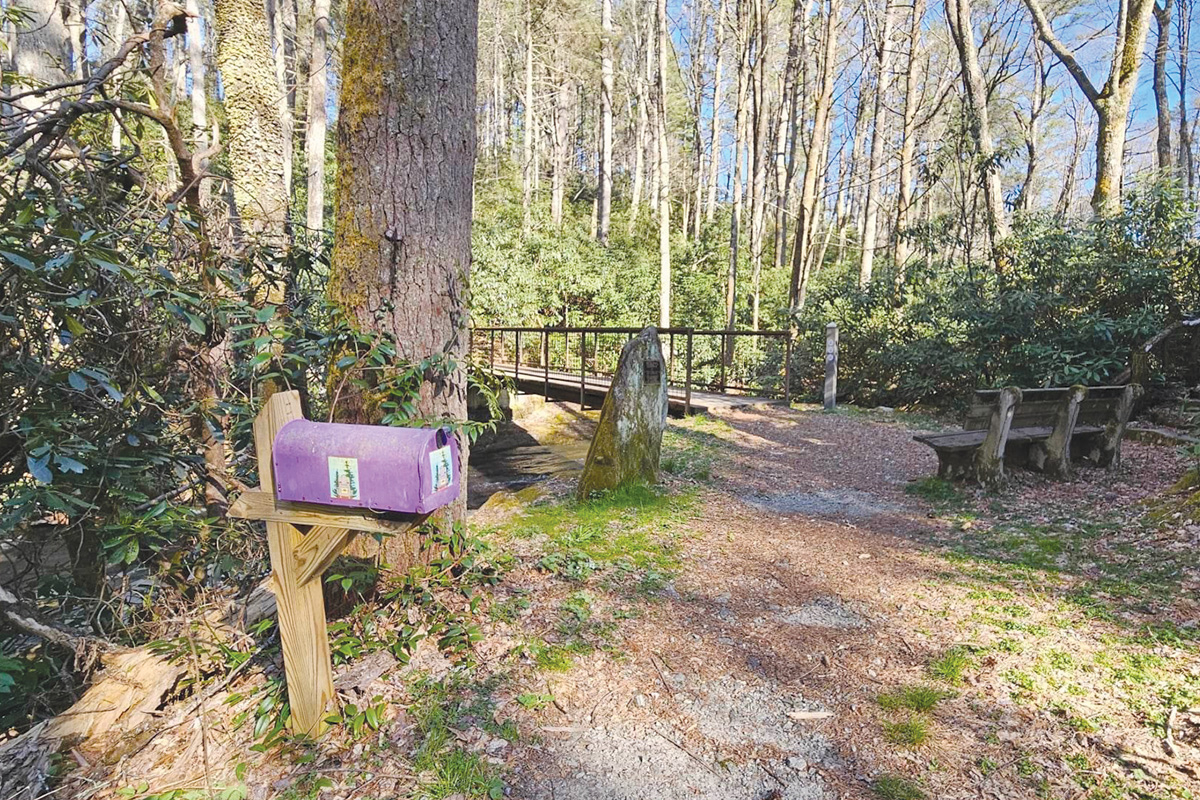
[494,403,1196,800]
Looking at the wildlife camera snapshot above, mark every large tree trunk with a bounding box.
[857,0,896,285]
[330,0,477,535]
[705,0,726,222]
[946,0,1008,262]
[305,0,331,232]
[11,0,72,114]
[186,0,206,148]
[1154,0,1174,170]
[598,0,614,244]
[215,0,289,237]
[655,0,671,328]
[789,0,839,309]
[267,0,296,227]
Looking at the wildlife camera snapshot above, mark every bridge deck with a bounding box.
[491,364,785,415]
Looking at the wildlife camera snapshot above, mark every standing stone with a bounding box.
[577,327,669,498]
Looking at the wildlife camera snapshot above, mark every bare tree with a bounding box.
[858,0,897,285]
[305,0,331,231]
[655,0,671,327]
[705,0,726,222]
[893,0,925,272]
[789,0,839,309]
[1022,0,1158,215]
[1153,0,1174,170]
[598,0,614,244]
[946,0,1008,260]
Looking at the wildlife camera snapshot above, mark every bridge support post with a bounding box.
[719,333,728,393]
[543,327,550,401]
[784,335,793,406]
[515,330,521,385]
[489,330,495,370]
[579,332,587,409]
[684,329,694,415]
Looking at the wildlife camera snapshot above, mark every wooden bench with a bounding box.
[914,384,1141,485]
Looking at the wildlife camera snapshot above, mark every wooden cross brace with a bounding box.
[227,390,417,736]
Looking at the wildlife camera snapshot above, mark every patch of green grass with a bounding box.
[905,477,962,506]
[527,641,576,672]
[407,675,507,800]
[871,774,926,799]
[876,685,950,713]
[515,692,554,710]
[416,749,504,800]
[883,716,930,747]
[512,485,691,592]
[928,647,973,684]
[1003,668,1036,693]
[489,592,531,623]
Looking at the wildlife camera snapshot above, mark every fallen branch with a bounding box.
[0,585,113,655]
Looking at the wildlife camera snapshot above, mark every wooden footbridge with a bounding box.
[471,326,796,415]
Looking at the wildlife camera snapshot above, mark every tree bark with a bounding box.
[330,0,477,532]
[11,0,72,114]
[305,0,331,231]
[267,0,296,226]
[215,0,289,237]
[598,0,614,244]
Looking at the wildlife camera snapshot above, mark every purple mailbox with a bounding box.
[272,420,460,514]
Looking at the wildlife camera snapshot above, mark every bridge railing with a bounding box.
[470,326,795,413]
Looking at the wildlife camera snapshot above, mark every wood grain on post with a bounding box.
[823,322,838,410]
[252,390,336,737]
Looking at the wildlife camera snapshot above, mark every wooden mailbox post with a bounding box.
[228,390,459,736]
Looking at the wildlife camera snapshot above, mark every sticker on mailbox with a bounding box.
[430,446,453,492]
[328,457,360,501]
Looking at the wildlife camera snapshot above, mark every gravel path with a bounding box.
[504,403,1193,800]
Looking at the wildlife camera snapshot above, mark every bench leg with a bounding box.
[1095,385,1140,470]
[973,387,1021,488]
[1037,385,1085,479]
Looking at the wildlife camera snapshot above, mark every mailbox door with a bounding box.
[417,428,460,513]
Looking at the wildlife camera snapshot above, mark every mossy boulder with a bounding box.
[577,327,668,498]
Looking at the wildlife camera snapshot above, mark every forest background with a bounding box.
[2,0,1200,739]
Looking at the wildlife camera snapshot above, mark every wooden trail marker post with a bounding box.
[229,390,460,736]
[823,322,838,410]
